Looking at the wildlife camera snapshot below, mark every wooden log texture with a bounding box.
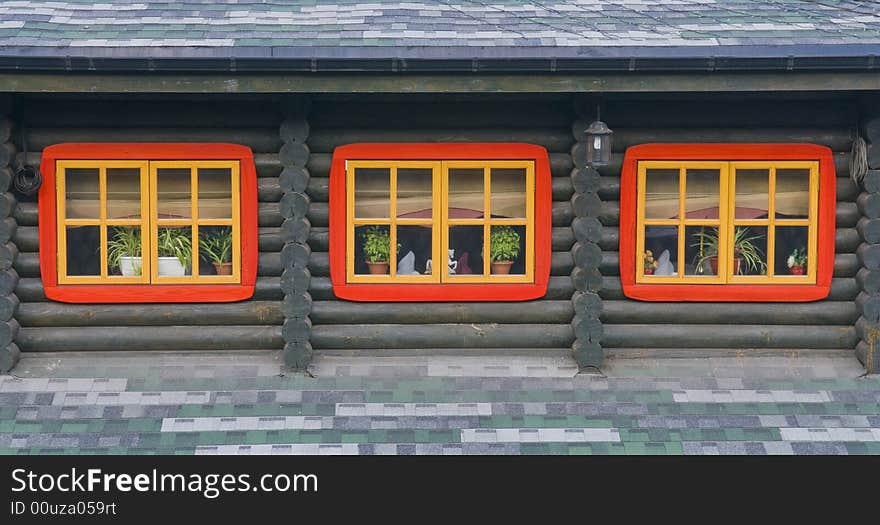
[311,301,573,325]
[307,275,573,301]
[863,170,880,194]
[13,276,283,303]
[23,101,283,128]
[0,342,19,372]
[602,324,858,349]
[308,129,574,153]
[16,301,282,327]
[601,301,858,325]
[311,324,574,349]
[17,326,283,352]
[26,128,281,153]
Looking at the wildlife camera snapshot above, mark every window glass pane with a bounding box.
[686,225,720,277]
[490,225,526,275]
[107,226,143,277]
[775,226,809,276]
[157,168,192,220]
[396,225,432,275]
[448,168,484,218]
[644,168,679,220]
[448,225,484,276]
[198,225,234,276]
[643,225,678,277]
[106,168,141,220]
[198,168,232,220]
[397,168,433,219]
[775,169,810,219]
[354,168,390,219]
[66,225,100,276]
[733,226,767,276]
[65,168,100,219]
[156,226,192,276]
[491,168,526,219]
[685,168,720,219]
[734,168,769,219]
[354,225,391,275]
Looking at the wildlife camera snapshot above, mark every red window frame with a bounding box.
[620,143,836,302]
[330,143,552,302]
[39,143,258,303]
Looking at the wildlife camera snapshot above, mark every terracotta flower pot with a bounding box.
[644,267,654,275]
[789,265,805,275]
[213,262,233,275]
[491,261,514,275]
[366,262,389,275]
[709,256,741,275]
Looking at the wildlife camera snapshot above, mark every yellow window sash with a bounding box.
[345,160,535,285]
[56,160,151,284]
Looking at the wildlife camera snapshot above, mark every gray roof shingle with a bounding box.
[0,0,879,61]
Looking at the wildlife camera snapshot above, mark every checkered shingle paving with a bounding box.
[2,352,879,455]
[0,0,879,50]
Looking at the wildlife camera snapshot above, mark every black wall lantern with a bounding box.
[585,104,613,167]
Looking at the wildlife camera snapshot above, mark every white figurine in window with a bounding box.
[426,249,457,275]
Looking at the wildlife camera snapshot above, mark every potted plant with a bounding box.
[787,247,807,275]
[361,226,393,275]
[199,227,233,275]
[643,249,657,275]
[156,227,192,276]
[692,226,767,276]
[489,226,520,275]
[107,226,142,276]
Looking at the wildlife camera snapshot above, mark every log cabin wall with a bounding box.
[304,95,578,357]
[856,107,880,371]
[0,96,20,370]
[10,95,286,352]
[595,96,862,358]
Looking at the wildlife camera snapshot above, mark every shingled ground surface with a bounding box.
[1,352,878,455]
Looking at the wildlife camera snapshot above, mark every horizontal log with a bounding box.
[836,228,862,253]
[858,192,880,219]
[258,178,282,203]
[17,301,282,327]
[575,99,858,129]
[599,276,858,301]
[13,276,282,302]
[258,202,282,227]
[864,170,880,194]
[12,202,36,226]
[22,100,283,128]
[17,326,283,352]
[602,324,858,349]
[311,100,574,129]
[311,300,573,325]
[602,300,857,325]
[26,128,282,153]
[318,347,574,358]
[307,129,574,154]
[607,347,851,359]
[600,252,860,277]
[603,128,854,153]
[311,323,574,349]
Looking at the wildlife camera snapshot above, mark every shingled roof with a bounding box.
[1,0,880,71]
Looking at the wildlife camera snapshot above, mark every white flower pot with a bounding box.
[158,256,187,276]
[119,256,142,277]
